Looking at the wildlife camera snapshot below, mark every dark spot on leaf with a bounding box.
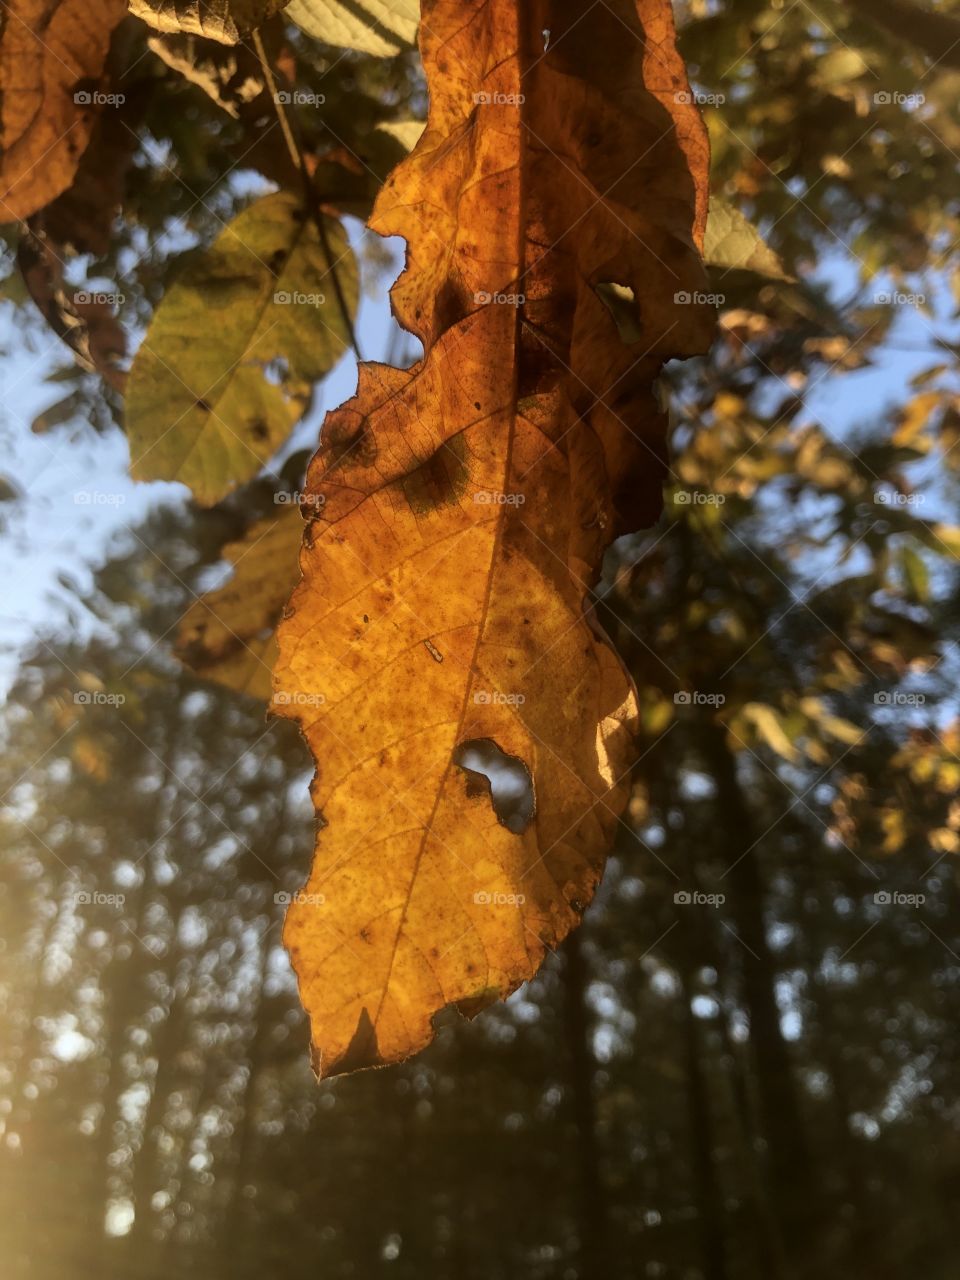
[401,433,469,515]
[434,277,469,332]
[325,419,378,472]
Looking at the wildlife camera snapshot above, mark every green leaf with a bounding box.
[285,0,418,55]
[704,197,792,282]
[809,47,871,90]
[900,544,930,602]
[175,508,304,699]
[126,192,357,506]
[928,525,960,560]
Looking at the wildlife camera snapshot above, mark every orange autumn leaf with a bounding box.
[0,0,127,223]
[273,0,715,1078]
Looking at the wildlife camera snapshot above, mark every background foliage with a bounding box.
[2,0,960,1277]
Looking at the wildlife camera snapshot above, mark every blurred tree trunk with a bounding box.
[677,955,728,1280]
[222,938,269,1276]
[715,976,787,1279]
[702,724,813,1261]
[561,929,607,1280]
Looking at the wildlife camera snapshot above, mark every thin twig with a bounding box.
[252,28,362,360]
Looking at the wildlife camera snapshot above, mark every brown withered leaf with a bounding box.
[0,0,127,222]
[273,0,714,1078]
[40,79,145,257]
[129,0,287,45]
[17,228,126,391]
[146,33,265,116]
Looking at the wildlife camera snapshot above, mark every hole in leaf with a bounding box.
[596,281,641,342]
[454,738,535,834]
[262,356,290,386]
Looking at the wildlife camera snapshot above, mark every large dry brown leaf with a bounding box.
[0,0,127,222]
[273,0,714,1078]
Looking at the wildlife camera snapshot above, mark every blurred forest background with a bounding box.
[3,0,960,1277]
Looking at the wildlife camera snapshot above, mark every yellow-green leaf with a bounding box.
[704,197,792,281]
[741,702,799,762]
[126,192,357,506]
[285,0,418,55]
[799,697,863,746]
